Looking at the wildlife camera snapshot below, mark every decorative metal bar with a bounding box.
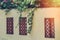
[19,17,27,35]
[44,18,55,38]
[6,17,14,34]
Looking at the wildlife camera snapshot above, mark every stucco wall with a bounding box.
[0,8,60,40]
[32,8,60,40]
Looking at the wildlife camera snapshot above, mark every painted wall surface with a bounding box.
[0,8,60,40]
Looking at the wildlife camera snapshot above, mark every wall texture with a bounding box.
[0,8,60,40]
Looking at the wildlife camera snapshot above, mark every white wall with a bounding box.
[0,9,32,40]
[0,8,60,40]
[32,8,60,40]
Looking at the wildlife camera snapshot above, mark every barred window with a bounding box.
[44,18,55,38]
[6,17,14,34]
[19,17,27,35]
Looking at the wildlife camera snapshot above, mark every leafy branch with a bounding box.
[27,8,37,33]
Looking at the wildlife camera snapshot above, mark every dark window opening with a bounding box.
[19,17,27,35]
[6,17,14,34]
[44,18,55,38]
